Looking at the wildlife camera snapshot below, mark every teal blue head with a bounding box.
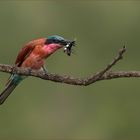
[46,35,75,56]
[46,35,68,46]
[47,35,64,42]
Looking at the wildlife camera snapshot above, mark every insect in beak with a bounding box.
[64,40,75,56]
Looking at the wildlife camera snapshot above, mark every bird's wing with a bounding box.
[15,38,46,66]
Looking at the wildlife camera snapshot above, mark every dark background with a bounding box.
[0,1,140,139]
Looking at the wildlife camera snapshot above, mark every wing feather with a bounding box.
[15,38,46,66]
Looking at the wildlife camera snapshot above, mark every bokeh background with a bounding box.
[0,1,140,140]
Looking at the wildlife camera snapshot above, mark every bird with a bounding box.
[0,35,75,105]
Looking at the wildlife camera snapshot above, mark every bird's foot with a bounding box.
[42,66,48,75]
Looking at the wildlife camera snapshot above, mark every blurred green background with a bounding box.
[0,1,140,140]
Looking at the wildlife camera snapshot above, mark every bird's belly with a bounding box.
[21,55,44,70]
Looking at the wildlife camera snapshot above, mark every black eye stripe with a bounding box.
[45,38,62,44]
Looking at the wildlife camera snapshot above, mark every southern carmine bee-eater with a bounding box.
[0,35,75,105]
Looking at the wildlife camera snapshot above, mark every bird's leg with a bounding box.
[42,66,48,75]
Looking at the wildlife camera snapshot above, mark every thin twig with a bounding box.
[0,46,139,86]
[83,46,126,85]
[97,45,126,76]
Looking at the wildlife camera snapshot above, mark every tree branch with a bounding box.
[0,46,140,86]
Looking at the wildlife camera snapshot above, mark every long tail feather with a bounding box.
[0,74,23,105]
[0,83,17,105]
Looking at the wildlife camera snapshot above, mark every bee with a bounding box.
[64,40,75,56]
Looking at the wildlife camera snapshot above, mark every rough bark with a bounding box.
[0,46,139,86]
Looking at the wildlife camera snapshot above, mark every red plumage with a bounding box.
[15,38,46,67]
